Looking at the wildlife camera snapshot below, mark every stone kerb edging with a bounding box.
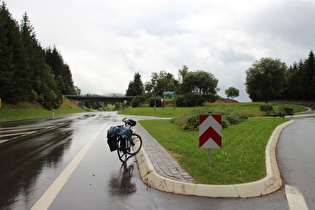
[135,119,295,198]
[285,113,315,119]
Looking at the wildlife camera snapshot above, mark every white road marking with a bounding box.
[285,185,309,210]
[31,123,108,210]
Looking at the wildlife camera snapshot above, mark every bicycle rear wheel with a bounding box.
[117,148,128,162]
[117,137,129,162]
[126,134,142,156]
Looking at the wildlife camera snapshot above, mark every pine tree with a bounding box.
[0,3,28,103]
[0,4,76,108]
[285,63,300,100]
[45,47,76,95]
[126,72,144,96]
[20,13,62,109]
[304,51,315,100]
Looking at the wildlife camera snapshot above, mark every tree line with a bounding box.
[126,65,223,107]
[0,3,79,109]
[127,50,314,107]
[245,51,315,102]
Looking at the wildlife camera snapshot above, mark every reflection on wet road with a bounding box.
[0,112,109,209]
[108,163,137,197]
[0,127,73,209]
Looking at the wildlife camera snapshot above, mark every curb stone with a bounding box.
[285,113,315,119]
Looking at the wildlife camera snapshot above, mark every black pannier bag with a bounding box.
[106,126,132,152]
[107,127,118,152]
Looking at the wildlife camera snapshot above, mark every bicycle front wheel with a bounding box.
[126,134,142,156]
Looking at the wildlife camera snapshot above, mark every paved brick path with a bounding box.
[135,122,194,183]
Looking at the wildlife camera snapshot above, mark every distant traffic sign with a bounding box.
[199,115,222,148]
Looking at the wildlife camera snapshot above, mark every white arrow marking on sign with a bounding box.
[199,115,222,136]
[200,138,221,148]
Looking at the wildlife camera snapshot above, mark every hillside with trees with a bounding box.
[0,3,79,110]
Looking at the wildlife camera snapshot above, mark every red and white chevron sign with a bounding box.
[199,115,222,148]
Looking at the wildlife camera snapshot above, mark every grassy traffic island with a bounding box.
[120,102,307,185]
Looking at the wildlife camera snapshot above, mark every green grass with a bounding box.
[0,100,85,121]
[0,107,85,121]
[139,117,290,184]
[120,102,307,118]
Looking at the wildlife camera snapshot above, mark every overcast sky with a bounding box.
[5,0,315,102]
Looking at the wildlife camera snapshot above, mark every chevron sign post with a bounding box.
[199,115,222,148]
[199,115,222,167]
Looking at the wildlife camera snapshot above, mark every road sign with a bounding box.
[163,91,175,101]
[199,115,222,148]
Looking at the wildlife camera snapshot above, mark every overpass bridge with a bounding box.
[65,95,135,103]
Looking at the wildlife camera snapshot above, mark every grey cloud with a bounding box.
[244,1,315,48]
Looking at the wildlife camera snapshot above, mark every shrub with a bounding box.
[172,109,206,130]
[266,110,276,117]
[140,103,150,107]
[172,109,247,131]
[260,105,273,112]
[224,115,244,125]
[265,106,294,117]
[175,95,185,107]
[131,95,146,107]
[149,96,162,107]
[234,112,249,119]
[280,106,294,115]
[222,118,231,128]
[182,115,199,131]
[115,103,122,110]
[176,93,205,107]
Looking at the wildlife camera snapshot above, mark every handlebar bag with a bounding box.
[127,119,136,126]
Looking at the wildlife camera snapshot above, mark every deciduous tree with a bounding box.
[145,71,178,96]
[182,70,219,102]
[245,57,286,103]
[225,87,239,99]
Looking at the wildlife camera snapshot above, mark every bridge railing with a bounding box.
[64,95,135,103]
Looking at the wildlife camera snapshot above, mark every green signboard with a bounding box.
[163,91,175,101]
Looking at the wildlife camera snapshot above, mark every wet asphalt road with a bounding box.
[0,112,105,209]
[0,112,314,209]
[277,117,315,209]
